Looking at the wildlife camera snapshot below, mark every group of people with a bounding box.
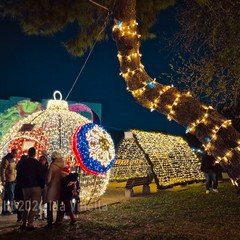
[0,146,223,230]
[0,147,79,231]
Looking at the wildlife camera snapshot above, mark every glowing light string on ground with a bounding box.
[72,123,115,175]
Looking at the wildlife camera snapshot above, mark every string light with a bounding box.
[113,16,240,188]
[114,20,151,97]
[147,78,156,88]
[114,20,186,118]
[129,79,155,96]
[166,91,193,120]
[0,91,110,205]
[111,130,204,187]
[186,106,214,133]
[204,120,232,151]
[150,85,173,111]
[167,93,181,121]
[216,139,240,164]
[119,66,140,80]
[117,51,142,63]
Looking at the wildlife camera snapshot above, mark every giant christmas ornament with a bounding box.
[72,123,115,175]
[0,91,113,204]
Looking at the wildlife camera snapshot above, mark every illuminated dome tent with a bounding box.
[111,130,204,188]
[0,91,115,204]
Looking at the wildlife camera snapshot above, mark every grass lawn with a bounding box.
[1,180,239,240]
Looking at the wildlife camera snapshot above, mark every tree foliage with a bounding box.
[0,0,175,56]
[169,0,240,131]
[0,0,114,56]
[2,0,240,184]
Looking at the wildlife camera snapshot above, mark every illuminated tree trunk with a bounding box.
[112,0,240,187]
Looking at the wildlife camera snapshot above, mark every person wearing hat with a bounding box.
[43,151,67,229]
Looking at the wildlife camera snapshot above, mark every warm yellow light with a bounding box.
[111,129,204,185]
[187,106,213,133]
[0,91,110,205]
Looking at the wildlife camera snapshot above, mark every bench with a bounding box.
[125,175,153,198]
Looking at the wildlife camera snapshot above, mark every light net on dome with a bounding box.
[0,92,110,205]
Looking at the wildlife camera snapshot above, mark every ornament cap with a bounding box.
[47,90,68,110]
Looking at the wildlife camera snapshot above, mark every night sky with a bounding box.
[0,6,185,136]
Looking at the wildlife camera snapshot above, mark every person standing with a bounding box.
[43,151,66,229]
[41,150,51,165]
[17,147,45,230]
[201,151,219,194]
[54,170,79,226]
[38,155,49,220]
[15,154,28,222]
[0,148,18,215]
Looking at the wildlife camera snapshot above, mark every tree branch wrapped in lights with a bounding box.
[1,0,239,187]
[112,0,240,187]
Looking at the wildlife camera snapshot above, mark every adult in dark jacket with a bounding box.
[0,148,18,215]
[17,147,45,230]
[15,154,28,222]
[55,172,79,225]
[201,152,219,194]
